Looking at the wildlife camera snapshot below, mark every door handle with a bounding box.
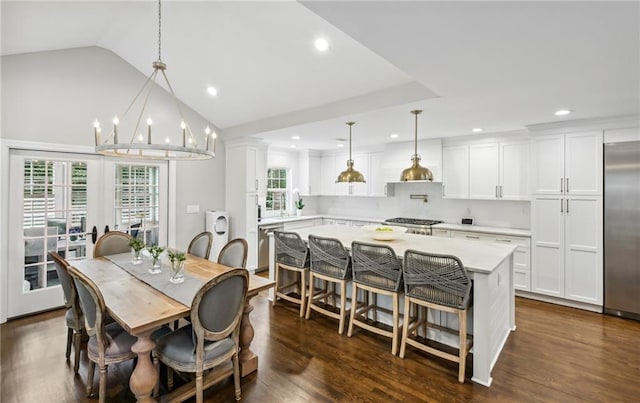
[560,198,564,213]
[566,178,569,193]
[91,226,98,244]
[566,199,569,213]
[499,185,503,198]
[495,185,498,198]
[560,178,564,193]
[255,179,259,191]
[466,235,480,239]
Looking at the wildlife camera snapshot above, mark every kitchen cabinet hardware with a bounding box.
[566,199,569,213]
[560,198,564,213]
[499,185,503,198]
[495,185,499,198]
[566,178,569,193]
[465,235,480,239]
[255,179,259,191]
[560,178,564,193]
[496,239,512,243]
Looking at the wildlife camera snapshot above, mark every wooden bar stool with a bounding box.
[348,241,403,355]
[399,250,473,383]
[306,235,352,334]
[273,231,310,317]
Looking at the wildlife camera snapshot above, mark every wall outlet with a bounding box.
[186,205,200,214]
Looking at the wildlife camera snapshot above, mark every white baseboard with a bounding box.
[515,290,603,313]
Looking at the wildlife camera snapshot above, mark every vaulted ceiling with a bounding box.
[2,1,638,150]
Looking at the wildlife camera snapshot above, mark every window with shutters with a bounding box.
[265,168,288,214]
[114,164,160,245]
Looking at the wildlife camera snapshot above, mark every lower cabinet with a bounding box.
[283,218,322,231]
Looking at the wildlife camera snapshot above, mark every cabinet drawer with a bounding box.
[514,269,531,291]
[431,228,451,237]
[283,219,322,230]
[451,231,493,242]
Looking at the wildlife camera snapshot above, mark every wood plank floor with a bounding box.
[2,296,639,402]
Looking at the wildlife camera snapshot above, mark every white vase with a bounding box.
[296,209,303,216]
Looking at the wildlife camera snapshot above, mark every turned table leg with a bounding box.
[239,295,257,377]
[129,331,157,403]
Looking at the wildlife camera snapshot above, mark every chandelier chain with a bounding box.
[157,0,162,61]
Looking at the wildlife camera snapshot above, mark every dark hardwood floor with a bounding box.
[2,295,639,402]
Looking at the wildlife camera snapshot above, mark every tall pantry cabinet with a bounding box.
[531,131,603,306]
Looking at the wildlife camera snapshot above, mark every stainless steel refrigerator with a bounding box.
[604,141,640,320]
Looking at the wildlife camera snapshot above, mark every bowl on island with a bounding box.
[362,225,407,241]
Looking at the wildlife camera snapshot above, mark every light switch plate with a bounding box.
[186,205,200,214]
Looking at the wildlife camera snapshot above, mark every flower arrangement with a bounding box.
[129,236,145,252]
[294,191,304,210]
[167,249,187,283]
[148,244,165,260]
[167,249,186,263]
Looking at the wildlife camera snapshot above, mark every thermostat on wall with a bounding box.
[461,218,473,225]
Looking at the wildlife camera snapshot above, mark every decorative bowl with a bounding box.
[361,225,406,241]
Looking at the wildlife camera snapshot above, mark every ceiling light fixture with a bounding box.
[314,37,329,52]
[554,109,573,116]
[472,127,484,133]
[292,135,300,140]
[336,122,365,183]
[93,0,215,160]
[390,133,399,139]
[337,144,344,148]
[400,110,433,182]
[207,86,218,96]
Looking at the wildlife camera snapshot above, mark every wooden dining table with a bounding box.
[71,253,275,403]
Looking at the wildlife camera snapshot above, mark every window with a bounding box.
[265,168,288,213]
[114,164,160,245]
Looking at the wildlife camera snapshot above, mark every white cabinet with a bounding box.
[531,195,602,304]
[442,145,469,199]
[320,156,336,195]
[308,156,321,196]
[431,228,451,237]
[245,194,259,270]
[368,152,387,196]
[468,141,529,200]
[283,218,322,230]
[246,146,266,194]
[532,131,602,195]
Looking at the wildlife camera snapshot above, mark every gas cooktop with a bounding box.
[384,217,444,226]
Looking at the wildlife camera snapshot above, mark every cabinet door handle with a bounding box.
[566,199,569,213]
[466,235,480,239]
[566,178,569,193]
[560,178,564,193]
[499,185,503,198]
[495,185,499,198]
[442,184,445,197]
[560,198,564,213]
[496,239,512,243]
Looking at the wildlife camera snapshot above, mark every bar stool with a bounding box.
[306,235,352,334]
[347,241,403,355]
[399,250,473,383]
[273,231,310,317]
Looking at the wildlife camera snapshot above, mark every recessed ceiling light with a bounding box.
[390,133,399,139]
[314,38,329,52]
[337,143,344,148]
[207,86,218,96]
[472,128,484,133]
[292,135,300,140]
[290,144,296,149]
[554,109,572,116]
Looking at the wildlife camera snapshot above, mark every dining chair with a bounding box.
[49,251,85,373]
[399,250,473,383]
[67,265,137,402]
[217,238,248,269]
[154,268,249,403]
[187,231,214,260]
[306,235,352,335]
[273,231,310,317]
[348,241,403,355]
[93,231,132,258]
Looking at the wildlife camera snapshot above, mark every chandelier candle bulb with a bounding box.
[205,126,211,150]
[181,120,186,147]
[147,117,153,144]
[93,120,101,146]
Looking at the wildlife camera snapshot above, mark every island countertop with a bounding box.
[290,225,516,274]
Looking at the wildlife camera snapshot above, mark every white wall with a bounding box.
[314,181,531,229]
[1,46,225,254]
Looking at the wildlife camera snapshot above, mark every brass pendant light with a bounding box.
[400,110,433,181]
[336,122,366,183]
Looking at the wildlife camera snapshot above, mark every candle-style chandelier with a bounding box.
[93,0,215,160]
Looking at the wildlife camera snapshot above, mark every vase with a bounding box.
[169,260,185,284]
[148,256,162,274]
[132,249,143,265]
[296,209,303,217]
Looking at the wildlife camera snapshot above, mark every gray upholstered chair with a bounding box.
[399,250,473,383]
[273,231,310,317]
[68,265,137,402]
[154,268,249,403]
[49,251,84,373]
[348,241,403,355]
[306,235,352,334]
[187,231,213,260]
[217,238,248,269]
[93,231,132,258]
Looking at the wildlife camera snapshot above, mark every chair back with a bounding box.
[308,235,351,279]
[187,231,213,260]
[403,250,472,310]
[49,252,81,314]
[68,266,109,347]
[191,268,248,345]
[217,238,248,269]
[274,231,309,269]
[351,241,403,292]
[93,231,132,257]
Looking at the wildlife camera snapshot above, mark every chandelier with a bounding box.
[336,122,365,183]
[400,110,433,181]
[93,0,215,160]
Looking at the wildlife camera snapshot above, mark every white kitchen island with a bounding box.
[268,225,516,387]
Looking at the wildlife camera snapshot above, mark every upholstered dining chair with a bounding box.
[154,268,249,403]
[93,231,132,258]
[399,250,473,383]
[273,231,310,317]
[67,265,138,403]
[217,238,248,269]
[306,235,352,335]
[187,231,214,260]
[49,251,84,373]
[348,241,404,355]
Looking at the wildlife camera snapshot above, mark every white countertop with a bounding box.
[258,215,385,227]
[283,225,515,274]
[433,223,531,237]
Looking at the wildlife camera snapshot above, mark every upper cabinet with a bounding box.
[532,131,602,195]
[442,145,469,199]
[245,146,267,194]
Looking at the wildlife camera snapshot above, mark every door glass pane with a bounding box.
[114,164,160,246]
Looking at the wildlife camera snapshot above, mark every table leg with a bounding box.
[129,331,157,403]
[239,295,257,377]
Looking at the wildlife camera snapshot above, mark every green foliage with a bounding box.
[148,244,165,259]
[167,249,186,263]
[128,236,145,252]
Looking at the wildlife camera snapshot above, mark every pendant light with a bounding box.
[336,122,366,183]
[400,110,433,181]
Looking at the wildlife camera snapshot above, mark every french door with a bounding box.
[7,150,167,318]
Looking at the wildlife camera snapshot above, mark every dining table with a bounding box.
[71,253,275,403]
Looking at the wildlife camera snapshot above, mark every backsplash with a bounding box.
[305,182,531,229]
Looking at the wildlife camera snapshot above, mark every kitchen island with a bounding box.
[268,224,516,387]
